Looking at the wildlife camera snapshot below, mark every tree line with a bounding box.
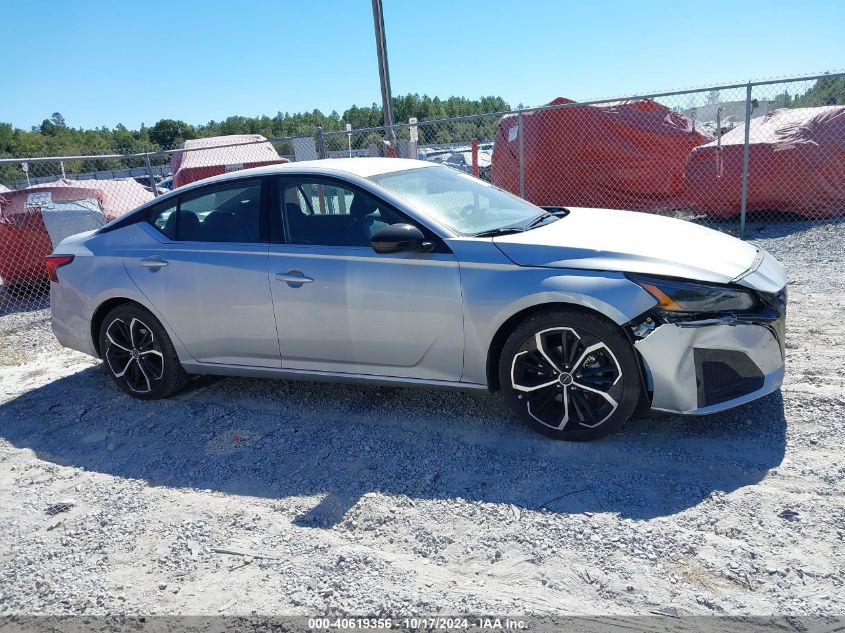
[771,74,845,109]
[2,76,842,186]
[0,94,509,185]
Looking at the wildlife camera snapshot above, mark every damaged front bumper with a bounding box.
[634,304,786,415]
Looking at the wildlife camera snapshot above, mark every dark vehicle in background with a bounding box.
[420,147,493,181]
[132,175,171,196]
[132,175,161,189]
[444,150,492,181]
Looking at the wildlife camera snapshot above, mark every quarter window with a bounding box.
[148,200,178,240]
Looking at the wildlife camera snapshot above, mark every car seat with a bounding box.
[349,194,391,245]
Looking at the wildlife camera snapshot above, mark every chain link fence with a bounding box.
[1,72,843,332]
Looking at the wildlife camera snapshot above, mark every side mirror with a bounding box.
[370,223,431,254]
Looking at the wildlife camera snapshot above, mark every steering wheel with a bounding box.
[348,215,375,243]
[456,203,481,225]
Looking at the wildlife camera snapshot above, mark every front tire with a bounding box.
[98,304,188,400]
[498,308,642,441]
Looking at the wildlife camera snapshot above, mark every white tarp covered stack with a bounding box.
[0,178,153,284]
[29,177,154,217]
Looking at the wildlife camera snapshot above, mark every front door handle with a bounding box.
[140,256,168,269]
[275,270,314,287]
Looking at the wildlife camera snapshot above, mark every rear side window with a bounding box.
[148,200,178,240]
[146,180,265,243]
[180,182,263,242]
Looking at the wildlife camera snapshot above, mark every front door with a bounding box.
[268,178,464,381]
[125,178,281,367]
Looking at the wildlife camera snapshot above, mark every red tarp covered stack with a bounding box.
[684,106,845,219]
[0,179,153,285]
[492,97,712,211]
[172,134,289,188]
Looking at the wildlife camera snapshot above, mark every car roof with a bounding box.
[96,158,441,234]
[185,157,438,188]
[287,157,436,177]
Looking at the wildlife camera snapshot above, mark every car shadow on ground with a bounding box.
[0,364,787,527]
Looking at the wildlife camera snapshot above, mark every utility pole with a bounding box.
[371,0,396,143]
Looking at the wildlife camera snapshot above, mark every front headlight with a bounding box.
[626,274,757,313]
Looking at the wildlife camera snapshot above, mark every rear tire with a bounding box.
[498,308,641,441]
[98,303,188,400]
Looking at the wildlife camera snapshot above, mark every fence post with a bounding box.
[739,83,753,238]
[143,152,159,197]
[315,126,327,159]
[517,110,525,199]
[409,117,418,159]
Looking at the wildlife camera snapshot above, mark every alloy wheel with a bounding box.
[510,327,623,431]
[104,317,164,394]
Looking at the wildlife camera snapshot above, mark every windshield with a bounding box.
[369,166,547,235]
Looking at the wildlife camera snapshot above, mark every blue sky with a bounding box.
[4,0,842,130]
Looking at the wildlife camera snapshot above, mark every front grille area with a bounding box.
[694,348,765,408]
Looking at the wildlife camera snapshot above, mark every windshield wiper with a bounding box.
[471,209,568,238]
[471,227,526,238]
[523,211,559,231]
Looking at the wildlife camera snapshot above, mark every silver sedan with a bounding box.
[47,158,786,440]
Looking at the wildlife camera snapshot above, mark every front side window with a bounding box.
[147,180,264,243]
[280,180,402,247]
[292,182,355,216]
[370,165,547,236]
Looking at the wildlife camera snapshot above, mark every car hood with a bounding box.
[493,207,762,286]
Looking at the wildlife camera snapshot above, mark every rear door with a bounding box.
[268,176,464,381]
[125,178,281,367]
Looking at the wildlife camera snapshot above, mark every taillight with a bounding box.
[45,255,74,283]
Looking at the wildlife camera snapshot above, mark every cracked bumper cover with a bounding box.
[635,321,785,414]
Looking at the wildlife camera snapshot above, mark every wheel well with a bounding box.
[90,298,137,357]
[485,302,647,395]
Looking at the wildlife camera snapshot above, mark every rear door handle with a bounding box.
[140,256,168,269]
[275,270,314,286]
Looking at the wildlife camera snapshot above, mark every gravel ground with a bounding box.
[0,220,842,618]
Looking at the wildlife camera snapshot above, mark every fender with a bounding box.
[457,263,656,385]
[54,223,197,364]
